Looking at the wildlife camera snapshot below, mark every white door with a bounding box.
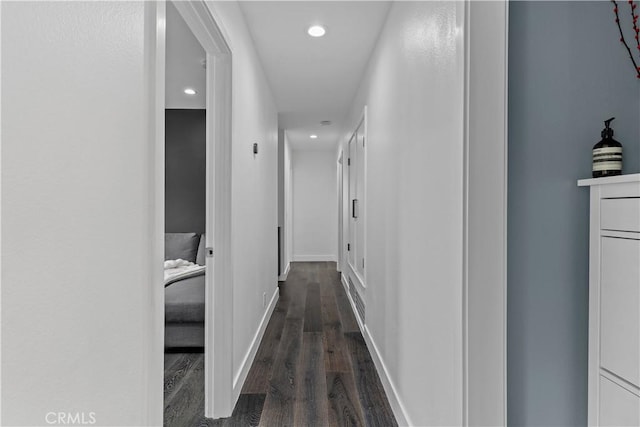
[348,134,357,268]
[355,123,365,278]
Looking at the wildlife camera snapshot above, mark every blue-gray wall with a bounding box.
[165,109,206,233]
[508,2,640,425]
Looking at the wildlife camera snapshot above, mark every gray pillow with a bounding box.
[195,234,206,265]
[165,233,201,263]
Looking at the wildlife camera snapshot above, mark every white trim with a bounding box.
[361,106,368,289]
[587,185,601,426]
[0,1,4,418]
[340,147,348,274]
[346,109,368,289]
[278,262,290,282]
[462,1,508,425]
[362,325,411,427]
[346,133,357,275]
[337,151,343,273]
[341,272,349,291]
[145,2,166,425]
[502,4,509,423]
[232,287,279,401]
[462,1,470,424]
[502,5,510,423]
[293,254,337,262]
[344,108,368,296]
[578,172,640,187]
[284,132,294,277]
[163,0,234,419]
[339,274,410,426]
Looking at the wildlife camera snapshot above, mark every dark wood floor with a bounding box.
[164,262,397,427]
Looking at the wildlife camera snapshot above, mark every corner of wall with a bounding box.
[232,287,279,403]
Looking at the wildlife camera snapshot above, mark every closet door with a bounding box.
[348,134,357,268]
[345,116,366,284]
[354,125,365,278]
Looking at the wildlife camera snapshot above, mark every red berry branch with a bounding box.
[612,0,640,78]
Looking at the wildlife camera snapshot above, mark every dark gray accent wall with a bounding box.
[508,2,640,425]
[165,109,206,233]
[508,1,640,426]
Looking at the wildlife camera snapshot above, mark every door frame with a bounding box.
[336,151,343,272]
[148,0,234,421]
[345,107,367,290]
[462,1,508,425]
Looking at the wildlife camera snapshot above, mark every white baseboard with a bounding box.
[340,273,411,426]
[232,287,279,401]
[278,262,290,281]
[362,325,411,426]
[292,254,336,262]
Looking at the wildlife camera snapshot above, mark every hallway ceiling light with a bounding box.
[184,88,197,95]
[310,134,318,139]
[307,25,326,37]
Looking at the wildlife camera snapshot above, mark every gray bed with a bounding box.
[165,232,206,350]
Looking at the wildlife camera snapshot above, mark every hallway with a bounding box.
[2,2,511,425]
[163,262,397,426]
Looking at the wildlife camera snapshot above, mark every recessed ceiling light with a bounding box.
[310,134,318,139]
[307,25,326,37]
[184,88,197,95]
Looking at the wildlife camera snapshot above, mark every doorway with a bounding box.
[163,1,208,423]
[151,0,234,422]
[341,109,367,325]
[337,152,344,272]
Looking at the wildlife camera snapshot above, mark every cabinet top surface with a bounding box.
[578,173,640,187]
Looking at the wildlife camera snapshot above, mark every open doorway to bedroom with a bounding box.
[163,1,208,423]
[158,0,234,422]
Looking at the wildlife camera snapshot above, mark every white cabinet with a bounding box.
[600,237,640,387]
[601,198,640,233]
[600,376,640,427]
[578,174,640,427]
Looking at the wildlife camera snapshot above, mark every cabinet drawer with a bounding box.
[601,198,640,232]
[600,237,640,387]
[599,376,640,426]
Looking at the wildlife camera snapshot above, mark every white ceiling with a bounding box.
[239,1,391,150]
[166,1,206,109]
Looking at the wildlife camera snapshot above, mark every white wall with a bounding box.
[2,1,279,424]
[205,1,279,393]
[277,129,293,277]
[2,2,157,425]
[339,2,465,425]
[283,132,293,272]
[292,149,337,262]
[277,129,285,273]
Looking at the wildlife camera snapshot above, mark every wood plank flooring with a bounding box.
[164,262,397,427]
